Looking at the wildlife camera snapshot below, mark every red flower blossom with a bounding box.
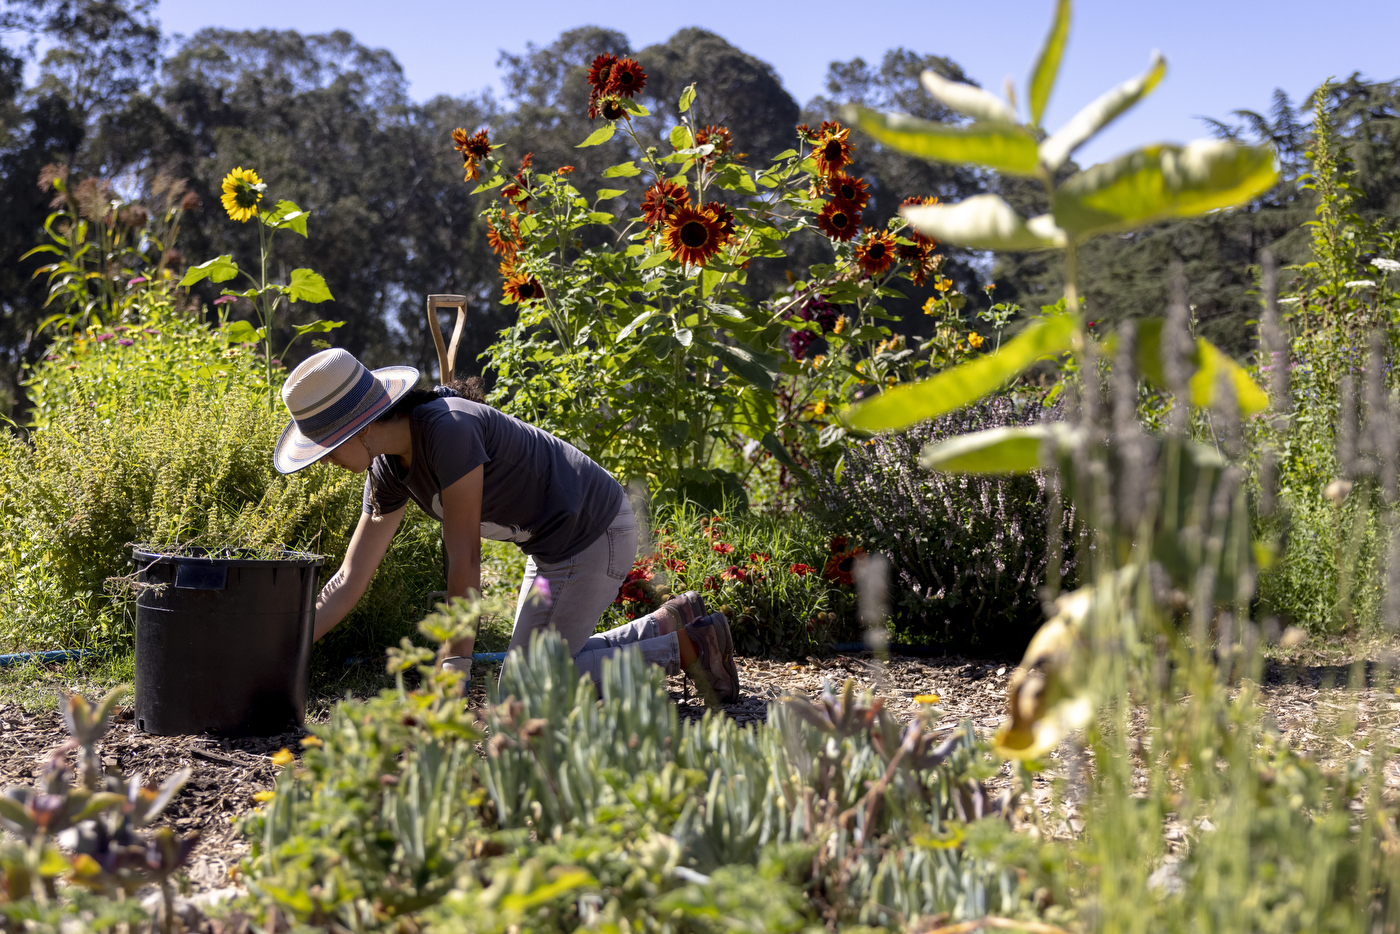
[823,547,865,586]
[815,201,860,242]
[703,575,720,592]
[609,58,646,97]
[721,565,747,582]
[614,564,654,604]
[748,553,770,564]
[789,563,817,577]
[829,535,848,553]
[664,557,687,573]
[854,229,898,277]
[712,542,735,555]
[828,172,870,211]
[641,178,690,227]
[813,124,854,176]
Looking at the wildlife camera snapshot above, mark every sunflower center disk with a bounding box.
[680,222,710,248]
[823,142,842,162]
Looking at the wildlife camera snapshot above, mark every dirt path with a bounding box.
[0,650,1391,893]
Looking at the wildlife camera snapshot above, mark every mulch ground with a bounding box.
[0,651,1392,895]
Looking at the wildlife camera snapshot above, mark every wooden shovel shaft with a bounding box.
[426,294,469,384]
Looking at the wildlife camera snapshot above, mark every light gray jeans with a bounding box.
[506,497,681,684]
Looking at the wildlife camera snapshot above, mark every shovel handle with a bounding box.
[426,294,469,384]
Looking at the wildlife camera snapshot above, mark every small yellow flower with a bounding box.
[833,315,848,335]
[914,693,939,704]
[252,790,276,803]
[813,399,828,416]
[220,167,264,223]
[812,354,826,368]
[270,747,294,766]
[968,332,985,349]
[922,296,938,316]
[300,735,323,748]
[874,339,889,354]
[934,277,953,292]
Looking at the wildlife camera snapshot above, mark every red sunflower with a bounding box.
[898,242,933,286]
[854,229,898,276]
[813,123,854,175]
[815,201,860,242]
[503,274,544,304]
[702,201,736,238]
[663,205,727,266]
[452,127,492,181]
[609,58,646,97]
[640,178,690,227]
[587,54,618,93]
[828,172,870,211]
[823,546,865,585]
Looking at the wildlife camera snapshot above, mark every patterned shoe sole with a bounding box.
[704,612,740,704]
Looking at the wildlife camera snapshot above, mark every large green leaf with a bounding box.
[762,431,810,480]
[919,70,1017,124]
[265,200,309,237]
[287,268,333,303]
[576,124,616,148]
[920,425,1054,474]
[221,320,264,344]
[847,312,1078,431]
[843,105,1041,177]
[1052,140,1278,237]
[902,195,1066,251]
[703,339,779,391]
[179,254,239,287]
[1134,319,1269,415]
[1039,52,1166,170]
[734,387,776,440]
[602,161,642,178]
[1028,0,1072,126]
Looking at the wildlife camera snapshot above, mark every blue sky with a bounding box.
[151,0,1399,167]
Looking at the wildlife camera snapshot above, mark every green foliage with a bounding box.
[474,83,951,499]
[0,297,429,653]
[242,608,1026,932]
[605,503,860,657]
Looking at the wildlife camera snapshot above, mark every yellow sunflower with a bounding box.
[220,167,264,223]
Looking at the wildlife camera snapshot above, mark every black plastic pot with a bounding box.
[134,547,323,736]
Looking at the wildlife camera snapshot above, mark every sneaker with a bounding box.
[660,590,708,627]
[683,612,740,706]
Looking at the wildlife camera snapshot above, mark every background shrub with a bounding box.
[0,298,448,658]
[814,395,1067,652]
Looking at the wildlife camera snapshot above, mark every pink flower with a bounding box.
[127,277,147,286]
[95,333,113,342]
[118,339,133,346]
[213,296,237,305]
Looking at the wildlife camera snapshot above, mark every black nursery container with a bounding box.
[133,547,323,736]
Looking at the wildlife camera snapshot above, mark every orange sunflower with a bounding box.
[828,172,870,211]
[898,242,935,286]
[503,274,544,304]
[813,123,854,176]
[451,127,493,181]
[486,215,520,257]
[663,205,728,266]
[640,178,690,227]
[815,201,860,242]
[695,125,734,164]
[854,229,898,276]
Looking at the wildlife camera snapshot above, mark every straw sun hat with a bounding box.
[273,348,419,474]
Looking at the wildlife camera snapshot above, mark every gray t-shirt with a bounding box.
[362,397,624,563]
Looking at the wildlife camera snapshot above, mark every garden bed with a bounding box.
[2,646,1391,898]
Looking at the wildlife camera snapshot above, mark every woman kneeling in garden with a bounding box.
[273,348,740,703]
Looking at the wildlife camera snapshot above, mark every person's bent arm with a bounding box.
[314,505,406,641]
[441,465,483,660]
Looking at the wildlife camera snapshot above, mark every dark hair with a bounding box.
[377,376,487,422]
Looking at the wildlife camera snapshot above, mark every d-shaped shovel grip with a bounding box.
[426,294,469,384]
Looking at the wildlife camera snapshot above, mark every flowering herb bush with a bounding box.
[817,395,1068,649]
[452,66,986,502]
[602,504,860,656]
